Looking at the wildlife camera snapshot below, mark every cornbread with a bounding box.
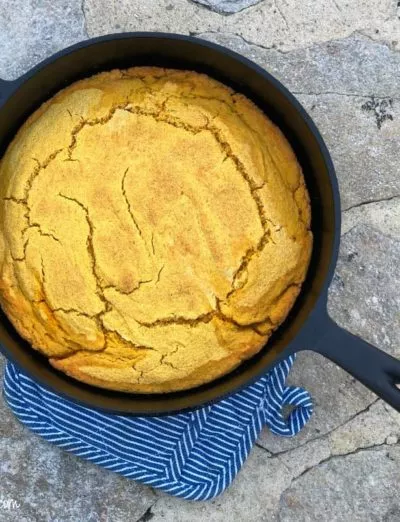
[0,67,312,393]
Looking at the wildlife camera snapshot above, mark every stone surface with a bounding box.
[190,0,263,15]
[342,197,400,237]
[198,32,400,98]
[328,226,400,356]
[297,93,399,209]
[0,0,87,80]
[279,447,400,522]
[1,0,400,520]
[83,0,399,53]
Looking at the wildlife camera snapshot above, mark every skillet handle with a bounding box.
[312,314,400,411]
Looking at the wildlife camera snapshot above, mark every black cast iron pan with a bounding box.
[0,33,399,415]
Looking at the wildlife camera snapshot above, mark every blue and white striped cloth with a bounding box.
[3,355,312,501]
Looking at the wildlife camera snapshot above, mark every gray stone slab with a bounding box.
[342,197,400,238]
[279,446,400,522]
[197,33,400,98]
[84,0,397,53]
[328,225,400,355]
[0,0,86,80]
[190,0,263,15]
[297,93,399,209]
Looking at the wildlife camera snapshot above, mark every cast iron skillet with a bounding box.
[0,33,399,415]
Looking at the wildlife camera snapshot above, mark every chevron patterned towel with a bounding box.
[3,355,312,501]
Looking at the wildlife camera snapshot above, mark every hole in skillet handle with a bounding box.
[311,312,400,412]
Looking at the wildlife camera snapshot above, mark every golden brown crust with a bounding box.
[0,67,312,393]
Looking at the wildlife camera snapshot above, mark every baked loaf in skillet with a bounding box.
[0,67,312,393]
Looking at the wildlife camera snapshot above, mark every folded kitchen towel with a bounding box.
[3,355,312,501]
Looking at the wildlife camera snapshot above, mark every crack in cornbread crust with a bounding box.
[0,67,312,393]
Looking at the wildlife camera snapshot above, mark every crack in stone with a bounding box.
[355,29,400,54]
[292,91,400,101]
[188,0,265,16]
[256,397,380,457]
[135,504,158,522]
[276,441,390,511]
[332,0,342,13]
[80,0,88,38]
[343,194,400,212]
[192,30,290,54]
[198,28,400,59]
[273,0,289,29]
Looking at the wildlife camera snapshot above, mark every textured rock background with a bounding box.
[0,0,399,520]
